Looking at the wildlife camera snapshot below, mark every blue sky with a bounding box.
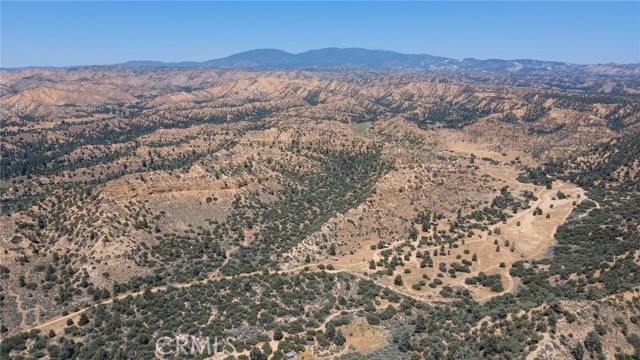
[1,1,639,67]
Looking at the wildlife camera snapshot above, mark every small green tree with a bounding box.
[78,313,89,326]
[326,323,336,341]
[409,227,419,241]
[571,343,584,360]
[415,314,426,333]
[490,282,504,292]
[262,342,272,356]
[249,347,266,360]
[398,332,411,352]
[334,330,346,346]
[584,331,602,354]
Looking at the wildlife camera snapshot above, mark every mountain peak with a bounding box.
[113,48,640,76]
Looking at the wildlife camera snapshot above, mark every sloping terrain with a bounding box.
[1,67,639,360]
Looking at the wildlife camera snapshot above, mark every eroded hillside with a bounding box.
[1,68,639,360]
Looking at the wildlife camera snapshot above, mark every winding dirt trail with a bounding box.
[26,263,314,335]
[325,176,583,303]
[18,168,584,337]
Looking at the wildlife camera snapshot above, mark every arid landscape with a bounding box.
[1,51,640,360]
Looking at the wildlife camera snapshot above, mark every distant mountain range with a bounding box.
[116,48,640,76]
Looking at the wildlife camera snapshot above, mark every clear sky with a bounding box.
[1,1,639,68]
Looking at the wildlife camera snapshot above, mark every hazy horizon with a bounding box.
[2,1,639,68]
[4,46,639,70]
